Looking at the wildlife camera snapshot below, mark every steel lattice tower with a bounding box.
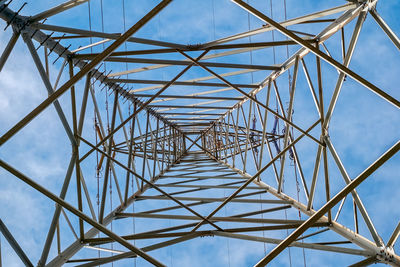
[0,0,400,266]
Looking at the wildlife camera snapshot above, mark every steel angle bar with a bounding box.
[76,234,199,267]
[72,38,111,53]
[348,256,378,267]
[300,58,321,116]
[170,118,219,121]
[209,39,313,50]
[85,223,327,245]
[37,153,77,266]
[150,105,230,110]
[369,9,400,52]
[128,70,254,94]
[214,232,371,257]
[0,219,33,267]
[111,206,300,237]
[111,48,259,76]
[74,40,308,59]
[32,23,186,50]
[307,140,323,210]
[163,111,223,116]
[154,183,259,190]
[109,78,258,88]
[137,195,289,204]
[116,213,305,224]
[388,222,400,248]
[30,0,90,22]
[0,30,19,72]
[96,56,279,71]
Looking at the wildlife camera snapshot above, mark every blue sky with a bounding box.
[0,0,400,266]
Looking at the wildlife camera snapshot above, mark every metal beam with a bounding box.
[0,30,19,72]
[108,78,258,88]
[30,0,89,22]
[370,9,400,52]
[98,56,279,71]
[0,219,33,267]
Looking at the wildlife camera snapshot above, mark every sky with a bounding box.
[0,0,400,266]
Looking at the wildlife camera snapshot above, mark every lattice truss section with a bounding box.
[0,0,399,266]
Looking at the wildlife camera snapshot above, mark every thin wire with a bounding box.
[284,0,306,261]
[99,0,114,263]
[211,0,216,41]
[289,110,307,266]
[269,0,276,65]
[158,7,166,85]
[259,192,267,254]
[212,2,231,264]
[121,2,137,266]
[283,1,306,265]
[109,158,114,266]
[223,187,231,267]
[156,9,173,267]
[88,0,101,262]
[105,72,112,265]
[100,0,106,73]
[130,105,137,267]
[122,0,128,78]
[0,234,2,267]
[246,0,254,85]
[88,1,93,54]
[272,0,292,265]
[270,0,279,146]
[168,198,174,267]
[293,143,307,267]
[283,0,291,92]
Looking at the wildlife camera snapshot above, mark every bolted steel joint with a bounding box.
[376,246,396,264]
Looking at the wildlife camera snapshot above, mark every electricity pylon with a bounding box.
[0,0,400,266]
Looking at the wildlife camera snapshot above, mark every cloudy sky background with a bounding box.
[0,0,400,266]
